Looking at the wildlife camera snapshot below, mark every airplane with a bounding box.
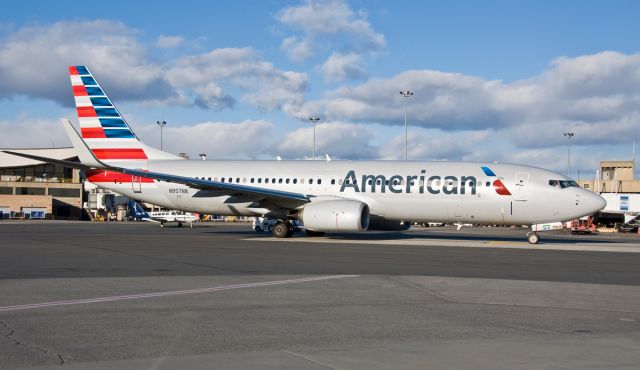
[128,200,197,227]
[3,66,607,244]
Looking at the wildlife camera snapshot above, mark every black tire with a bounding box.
[255,226,263,232]
[273,222,291,238]
[267,225,274,232]
[178,222,183,228]
[527,233,540,244]
[285,226,294,237]
[306,230,325,237]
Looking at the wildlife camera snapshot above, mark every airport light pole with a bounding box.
[157,121,167,150]
[308,117,320,160]
[563,132,574,177]
[400,91,414,161]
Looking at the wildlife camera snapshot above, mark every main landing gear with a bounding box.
[273,221,294,238]
[527,232,540,244]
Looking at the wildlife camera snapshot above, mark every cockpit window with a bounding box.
[549,180,579,189]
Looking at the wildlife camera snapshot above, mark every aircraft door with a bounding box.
[514,172,529,201]
[132,175,142,193]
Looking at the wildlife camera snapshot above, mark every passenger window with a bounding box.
[208,177,211,181]
[221,177,225,182]
[243,177,246,183]
[301,178,305,184]
[272,178,276,183]
[318,179,322,185]
[286,179,290,184]
[486,181,490,187]
[258,178,262,183]
[236,178,240,183]
[214,177,219,182]
[279,178,283,184]
[251,178,255,183]
[293,179,298,184]
[265,178,269,184]
[309,179,314,185]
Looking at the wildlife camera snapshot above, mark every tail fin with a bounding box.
[69,65,179,162]
[128,200,150,220]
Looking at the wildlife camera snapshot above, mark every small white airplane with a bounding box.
[4,66,607,244]
[128,200,196,227]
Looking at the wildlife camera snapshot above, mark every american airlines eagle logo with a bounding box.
[481,166,512,196]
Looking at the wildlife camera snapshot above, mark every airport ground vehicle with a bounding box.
[252,217,277,232]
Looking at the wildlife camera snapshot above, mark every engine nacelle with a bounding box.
[368,215,411,231]
[300,200,370,232]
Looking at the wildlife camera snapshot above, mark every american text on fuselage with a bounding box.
[340,170,477,195]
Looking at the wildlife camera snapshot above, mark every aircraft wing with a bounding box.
[2,150,91,171]
[3,149,310,207]
[111,165,311,206]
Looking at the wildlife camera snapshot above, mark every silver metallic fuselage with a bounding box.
[92,160,606,226]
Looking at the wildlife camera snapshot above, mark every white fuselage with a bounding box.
[147,210,197,223]
[90,160,606,226]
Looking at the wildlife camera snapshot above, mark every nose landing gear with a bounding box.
[527,232,540,244]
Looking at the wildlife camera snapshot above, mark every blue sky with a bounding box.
[0,0,638,178]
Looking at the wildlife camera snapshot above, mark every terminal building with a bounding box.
[577,160,639,227]
[578,160,639,194]
[0,148,83,219]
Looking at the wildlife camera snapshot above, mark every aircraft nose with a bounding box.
[584,191,607,214]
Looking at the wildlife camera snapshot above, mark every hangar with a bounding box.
[0,148,83,219]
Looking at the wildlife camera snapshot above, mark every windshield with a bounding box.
[548,180,579,189]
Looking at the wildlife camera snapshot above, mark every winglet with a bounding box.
[62,120,106,168]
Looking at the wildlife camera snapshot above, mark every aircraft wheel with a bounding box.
[273,222,291,238]
[285,225,294,237]
[527,232,540,244]
[306,230,325,237]
[160,221,165,228]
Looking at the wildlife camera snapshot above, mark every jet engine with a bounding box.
[300,200,370,232]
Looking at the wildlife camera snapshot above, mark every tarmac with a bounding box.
[0,221,639,369]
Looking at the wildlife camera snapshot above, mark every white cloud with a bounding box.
[277,0,385,50]
[280,36,314,62]
[166,47,308,111]
[156,35,185,49]
[378,129,492,161]
[0,21,308,113]
[0,117,70,148]
[277,0,385,73]
[320,52,367,81]
[275,121,377,159]
[0,20,172,105]
[135,120,275,159]
[291,51,640,149]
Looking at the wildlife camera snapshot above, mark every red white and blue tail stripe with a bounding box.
[69,65,177,162]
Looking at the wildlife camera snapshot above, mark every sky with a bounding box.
[0,0,638,178]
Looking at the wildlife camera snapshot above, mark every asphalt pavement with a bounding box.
[0,221,638,369]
